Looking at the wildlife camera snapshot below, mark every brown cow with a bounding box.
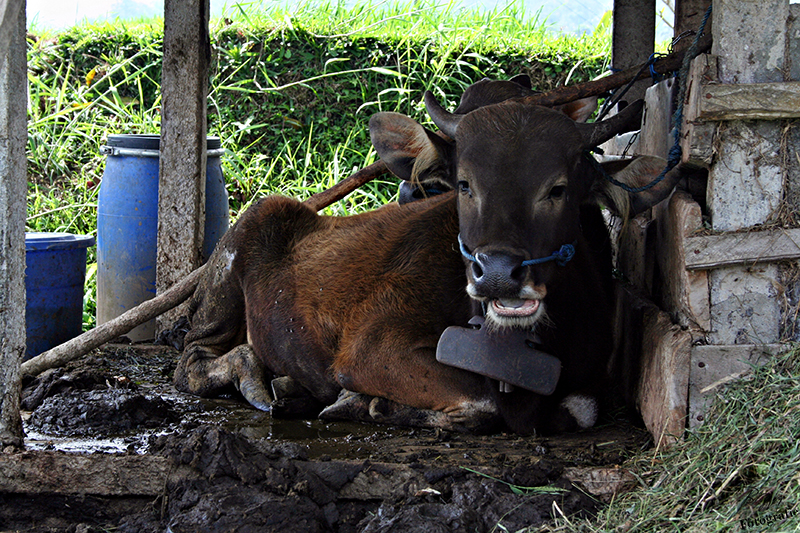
[174,92,681,434]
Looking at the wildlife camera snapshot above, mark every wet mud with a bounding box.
[6,344,651,532]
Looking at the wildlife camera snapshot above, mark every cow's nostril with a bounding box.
[471,253,525,296]
[471,262,484,280]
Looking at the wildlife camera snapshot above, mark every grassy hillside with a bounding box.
[26,0,612,227]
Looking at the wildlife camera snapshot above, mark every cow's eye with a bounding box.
[548,185,566,199]
[458,181,471,196]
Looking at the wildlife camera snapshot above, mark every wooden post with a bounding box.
[0,0,26,448]
[672,0,712,51]
[157,0,211,333]
[612,0,656,105]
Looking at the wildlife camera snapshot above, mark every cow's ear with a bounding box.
[369,112,453,184]
[554,96,598,123]
[593,155,684,218]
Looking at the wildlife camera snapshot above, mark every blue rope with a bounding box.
[458,234,576,267]
[592,4,713,194]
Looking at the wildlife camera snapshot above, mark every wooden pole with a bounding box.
[156,0,211,335]
[0,0,27,448]
[521,34,711,108]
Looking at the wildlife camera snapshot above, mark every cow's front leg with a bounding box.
[174,344,272,411]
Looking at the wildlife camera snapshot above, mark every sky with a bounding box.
[25,0,633,34]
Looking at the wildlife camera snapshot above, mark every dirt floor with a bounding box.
[4,343,652,533]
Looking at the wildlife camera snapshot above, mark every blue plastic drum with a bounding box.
[25,232,95,359]
[97,135,229,341]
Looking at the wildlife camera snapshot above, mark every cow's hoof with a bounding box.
[270,376,324,418]
[271,376,303,400]
[238,377,272,412]
[319,390,374,422]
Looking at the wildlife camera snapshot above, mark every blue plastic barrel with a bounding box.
[25,232,95,360]
[97,135,229,341]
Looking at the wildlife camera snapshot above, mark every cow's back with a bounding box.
[239,193,474,404]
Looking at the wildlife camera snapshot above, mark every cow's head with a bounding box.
[370,95,680,330]
[396,75,597,204]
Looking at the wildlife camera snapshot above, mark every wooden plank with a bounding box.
[695,82,800,121]
[653,190,709,330]
[640,78,675,159]
[680,54,717,168]
[637,304,692,448]
[0,0,26,448]
[0,452,170,496]
[616,213,653,296]
[685,227,800,270]
[689,344,785,427]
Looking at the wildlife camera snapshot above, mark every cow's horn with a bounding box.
[424,91,462,139]
[577,99,644,149]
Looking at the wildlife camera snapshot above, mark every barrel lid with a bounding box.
[26,232,95,251]
[105,134,221,150]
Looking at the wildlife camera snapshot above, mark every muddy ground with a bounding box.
[4,343,651,532]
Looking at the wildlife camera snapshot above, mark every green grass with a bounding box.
[25,0,612,330]
[542,344,800,533]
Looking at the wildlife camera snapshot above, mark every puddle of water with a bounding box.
[22,390,409,459]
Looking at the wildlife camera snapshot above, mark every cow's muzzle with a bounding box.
[470,251,527,298]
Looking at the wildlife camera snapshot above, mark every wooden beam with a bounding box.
[521,35,712,109]
[694,81,800,121]
[0,0,26,448]
[685,227,800,270]
[654,190,709,330]
[0,452,171,496]
[673,0,712,52]
[637,301,692,448]
[640,78,675,159]
[680,53,716,167]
